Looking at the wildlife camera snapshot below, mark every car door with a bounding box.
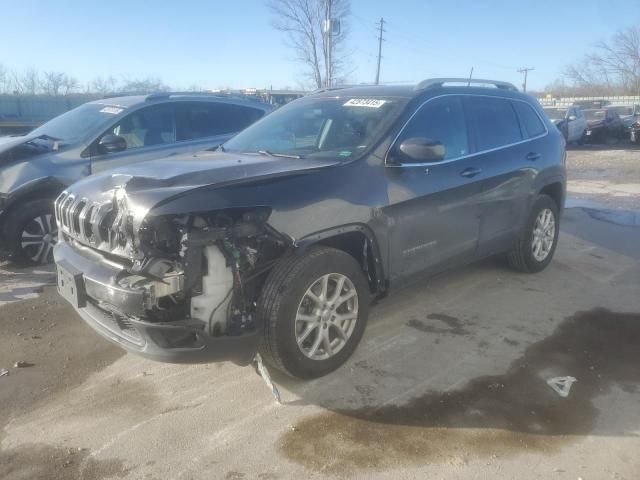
[467,96,538,257]
[575,108,587,138]
[90,103,183,173]
[384,95,481,283]
[566,107,579,142]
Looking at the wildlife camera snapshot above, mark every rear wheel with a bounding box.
[258,246,370,379]
[4,199,58,266]
[507,194,559,273]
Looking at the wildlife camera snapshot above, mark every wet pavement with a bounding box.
[0,148,639,479]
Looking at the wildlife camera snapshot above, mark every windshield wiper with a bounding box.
[208,143,225,152]
[257,150,302,159]
[24,134,64,151]
[31,134,63,142]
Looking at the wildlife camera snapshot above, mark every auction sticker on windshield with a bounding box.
[343,98,387,108]
[100,106,124,114]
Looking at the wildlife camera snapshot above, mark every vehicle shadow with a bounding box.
[266,215,640,472]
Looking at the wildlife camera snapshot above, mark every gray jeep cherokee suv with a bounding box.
[0,93,271,265]
[53,79,566,379]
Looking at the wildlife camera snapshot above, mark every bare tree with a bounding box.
[0,63,11,94]
[563,25,640,94]
[11,67,40,94]
[41,71,67,95]
[269,0,350,89]
[120,77,169,94]
[61,75,79,95]
[91,76,118,95]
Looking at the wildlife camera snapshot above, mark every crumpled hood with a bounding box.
[64,150,342,215]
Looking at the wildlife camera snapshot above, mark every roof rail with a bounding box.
[309,85,352,95]
[141,91,269,103]
[415,78,518,92]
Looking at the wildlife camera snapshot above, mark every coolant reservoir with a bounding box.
[190,245,234,335]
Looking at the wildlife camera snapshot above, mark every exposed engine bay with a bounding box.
[127,208,290,336]
[56,193,291,341]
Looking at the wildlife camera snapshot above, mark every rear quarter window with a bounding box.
[513,101,546,138]
[468,97,522,151]
[177,102,266,141]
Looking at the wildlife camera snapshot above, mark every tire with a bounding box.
[507,194,559,273]
[3,199,58,266]
[258,246,370,379]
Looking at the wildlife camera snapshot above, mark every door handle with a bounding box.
[527,152,541,161]
[460,167,482,178]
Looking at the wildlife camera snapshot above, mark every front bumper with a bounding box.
[53,240,259,365]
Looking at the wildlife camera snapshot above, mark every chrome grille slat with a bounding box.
[55,189,122,251]
[62,195,75,229]
[71,199,86,235]
[78,201,93,239]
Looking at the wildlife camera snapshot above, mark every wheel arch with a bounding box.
[1,177,66,238]
[296,224,386,295]
[538,181,564,212]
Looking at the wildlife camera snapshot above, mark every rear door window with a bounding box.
[513,101,546,138]
[176,102,265,141]
[468,97,523,151]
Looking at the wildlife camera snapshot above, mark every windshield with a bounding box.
[29,103,123,144]
[583,109,606,121]
[543,108,567,120]
[223,96,406,159]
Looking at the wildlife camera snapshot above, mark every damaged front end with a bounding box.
[53,188,290,365]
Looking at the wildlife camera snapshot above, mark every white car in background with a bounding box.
[543,106,588,144]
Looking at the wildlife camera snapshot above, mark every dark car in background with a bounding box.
[608,104,640,137]
[0,93,271,265]
[53,78,566,379]
[583,107,625,143]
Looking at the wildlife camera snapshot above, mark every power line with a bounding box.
[375,18,385,85]
[517,67,535,92]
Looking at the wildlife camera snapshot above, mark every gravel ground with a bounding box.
[566,144,640,210]
[0,147,638,480]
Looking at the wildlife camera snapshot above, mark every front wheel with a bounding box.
[258,246,370,379]
[4,199,58,266]
[507,194,559,273]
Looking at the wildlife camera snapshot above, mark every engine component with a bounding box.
[190,245,234,336]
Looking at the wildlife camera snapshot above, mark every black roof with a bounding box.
[88,92,272,110]
[309,78,528,101]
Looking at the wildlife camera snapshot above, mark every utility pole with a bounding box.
[375,17,385,85]
[517,67,534,92]
[324,0,333,88]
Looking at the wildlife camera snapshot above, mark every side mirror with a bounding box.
[568,115,577,121]
[396,137,445,163]
[98,134,127,154]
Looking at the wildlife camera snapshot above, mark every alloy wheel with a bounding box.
[295,273,359,361]
[20,214,58,265]
[531,208,555,262]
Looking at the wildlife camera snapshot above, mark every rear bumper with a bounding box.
[53,240,259,365]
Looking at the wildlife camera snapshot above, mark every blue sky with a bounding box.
[1,0,639,91]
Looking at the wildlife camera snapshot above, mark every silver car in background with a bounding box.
[0,93,271,265]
